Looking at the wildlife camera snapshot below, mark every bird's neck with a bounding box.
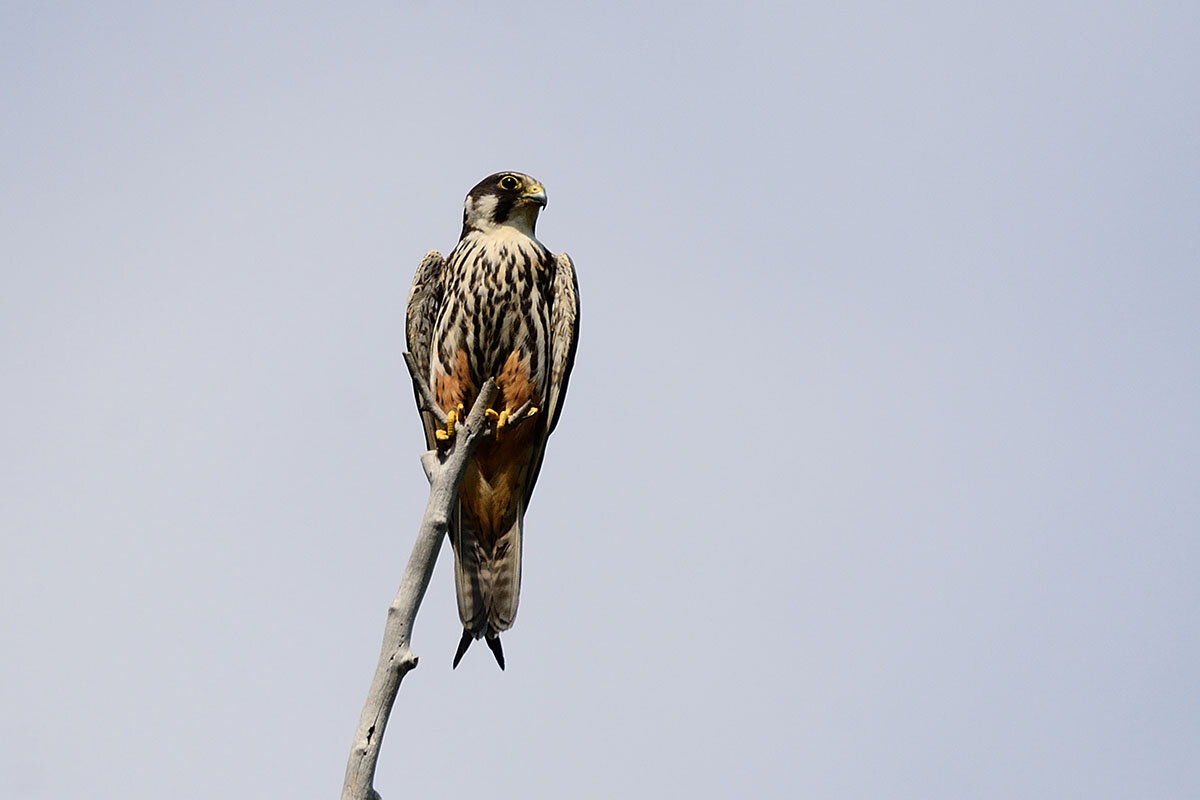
[462,206,540,240]
[463,219,540,246]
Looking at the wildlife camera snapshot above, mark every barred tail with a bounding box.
[450,502,523,669]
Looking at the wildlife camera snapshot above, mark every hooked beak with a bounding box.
[523,185,547,208]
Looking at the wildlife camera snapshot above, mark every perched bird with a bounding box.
[405,172,579,669]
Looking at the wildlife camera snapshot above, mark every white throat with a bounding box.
[464,194,540,237]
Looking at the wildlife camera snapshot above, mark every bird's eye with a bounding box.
[499,176,521,191]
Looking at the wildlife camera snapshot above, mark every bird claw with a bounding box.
[435,404,465,443]
[485,408,510,439]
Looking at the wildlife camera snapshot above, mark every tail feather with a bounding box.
[450,500,524,668]
[483,513,523,633]
[451,628,506,670]
[450,504,489,636]
[452,629,473,669]
[485,633,505,670]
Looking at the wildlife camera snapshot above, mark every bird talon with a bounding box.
[489,409,511,439]
[436,407,460,442]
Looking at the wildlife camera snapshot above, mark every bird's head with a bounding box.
[461,171,547,239]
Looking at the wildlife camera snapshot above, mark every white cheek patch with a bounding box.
[465,194,499,225]
[464,190,540,237]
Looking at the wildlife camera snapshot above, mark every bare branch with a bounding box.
[508,399,534,423]
[402,351,449,426]
[340,380,499,800]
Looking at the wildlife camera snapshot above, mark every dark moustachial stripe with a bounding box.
[491,194,516,225]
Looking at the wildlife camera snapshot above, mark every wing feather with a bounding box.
[523,251,579,505]
[545,252,580,435]
[405,249,445,449]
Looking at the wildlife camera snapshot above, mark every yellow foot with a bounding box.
[434,404,465,442]
[485,408,511,439]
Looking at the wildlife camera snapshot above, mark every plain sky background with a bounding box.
[3,2,1198,798]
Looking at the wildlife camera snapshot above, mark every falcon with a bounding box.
[405,171,579,669]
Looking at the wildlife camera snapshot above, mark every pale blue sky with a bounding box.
[3,2,1198,798]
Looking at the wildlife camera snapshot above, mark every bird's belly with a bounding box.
[476,296,549,407]
[432,292,550,412]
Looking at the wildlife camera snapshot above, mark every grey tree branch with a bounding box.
[402,351,449,426]
[339,374,499,800]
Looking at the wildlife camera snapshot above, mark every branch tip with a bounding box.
[402,351,448,425]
